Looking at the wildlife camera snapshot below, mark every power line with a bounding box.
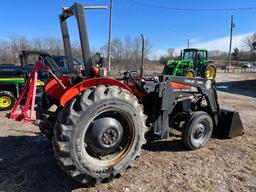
[124,0,256,12]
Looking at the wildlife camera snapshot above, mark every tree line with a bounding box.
[0,33,255,68]
[0,36,64,64]
[0,35,152,71]
[100,35,152,70]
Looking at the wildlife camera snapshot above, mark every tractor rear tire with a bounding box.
[53,85,148,184]
[204,63,216,79]
[182,111,213,150]
[0,91,16,111]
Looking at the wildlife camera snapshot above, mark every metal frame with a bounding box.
[59,3,107,77]
[7,61,65,122]
[142,76,219,139]
[19,50,62,76]
[7,61,45,122]
[60,3,90,77]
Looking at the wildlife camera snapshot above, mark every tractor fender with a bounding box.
[202,60,214,67]
[45,75,72,101]
[202,61,216,71]
[59,77,132,107]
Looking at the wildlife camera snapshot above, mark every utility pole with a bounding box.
[228,15,235,73]
[187,39,190,48]
[107,0,113,72]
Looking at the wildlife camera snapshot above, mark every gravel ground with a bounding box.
[0,72,255,192]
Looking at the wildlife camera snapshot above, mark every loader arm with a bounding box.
[141,75,243,139]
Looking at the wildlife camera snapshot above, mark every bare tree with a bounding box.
[32,38,44,50]
[242,33,256,51]
[0,40,11,64]
[123,35,132,60]
[99,35,152,70]
[0,35,152,69]
[241,33,256,61]
[9,36,31,63]
[167,48,175,58]
[158,48,175,65]
[42,38,63,55]
[111,38,123,62]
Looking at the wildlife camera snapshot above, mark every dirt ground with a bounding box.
[0,71,256,192]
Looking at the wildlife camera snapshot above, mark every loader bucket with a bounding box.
[215,108,244,138]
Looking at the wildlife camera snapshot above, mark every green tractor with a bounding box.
[162,48,216,79]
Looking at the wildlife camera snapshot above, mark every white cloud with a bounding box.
[186,32,253,51]
[151,32,253,59]
[149,48,167,60]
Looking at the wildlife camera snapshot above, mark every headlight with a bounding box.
[205,80,212,89]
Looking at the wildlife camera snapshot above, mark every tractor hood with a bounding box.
[167,59,192,66]
[162,59,193,75]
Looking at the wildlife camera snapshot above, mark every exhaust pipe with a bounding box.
[140,34,144,78]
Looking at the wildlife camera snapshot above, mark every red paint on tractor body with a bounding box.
[127,82,147,97]
[170,82,191,89]
[45,75,72,100]
[45,76,133,107]
[7,61,52,122]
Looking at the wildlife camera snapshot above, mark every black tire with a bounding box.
[203,63,216,79]
[182,111,213,150]
[53,85,148,184]
[0,91,16,111]
[184,69,195,78]
[36,92,59,139]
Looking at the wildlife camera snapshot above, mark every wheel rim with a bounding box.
[83,108,135,167]
[206,66,215,79]
[191,120,210,145]
[0,96,12,108]
[186,71,194,78]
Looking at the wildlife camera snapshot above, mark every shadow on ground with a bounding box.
[143,135,189,152]
[0,135,190,192]
[217,79,256,98]
[0,135,84,192]
[0,133,236,191]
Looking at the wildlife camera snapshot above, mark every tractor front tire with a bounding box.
[182,111,213,150]
[184,69,195,78]
[53,85,148,184]
[0,91,16,111]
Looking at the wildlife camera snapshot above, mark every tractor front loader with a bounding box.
[8,2,243,185]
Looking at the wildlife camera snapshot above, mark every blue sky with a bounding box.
[0,0,256,58]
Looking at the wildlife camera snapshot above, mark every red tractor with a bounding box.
[10,3,243,185]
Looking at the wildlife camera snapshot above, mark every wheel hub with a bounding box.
[193,123,205,139]
[101,128,118,146]
[89,117,124,151]
[206,66,215,79]
[0,96,11,108]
